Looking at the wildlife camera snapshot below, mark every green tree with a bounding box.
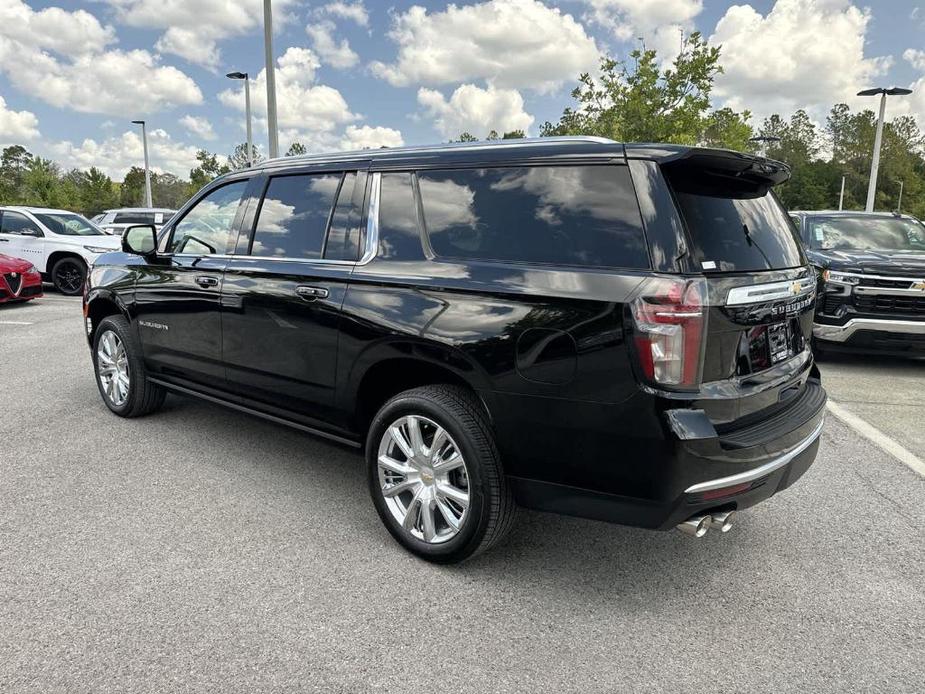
[541,32,739,145]
[454,132,478,142]
[501,130,526,139]
[0,145,33,204]
[228,142,263,171]
[77,167,118,216]
[152,172,190,209]
[189,149,230,191]
[120,167,147,207]
[699,107,755,151]
[21,157,63,207]
[286,142,307,156]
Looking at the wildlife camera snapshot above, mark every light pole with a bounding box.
[838,176,845,211]
[857,87,912,212]
[131,119,153,207]
[897,180,904,213]
[263,0,280,158]
[226,72,253,166]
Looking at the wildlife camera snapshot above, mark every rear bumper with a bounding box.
[506,380,827,531]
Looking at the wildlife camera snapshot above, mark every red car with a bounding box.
[0,253,43,303]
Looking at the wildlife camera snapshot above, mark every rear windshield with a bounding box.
[808,215,925,251]
[673,191,804,272]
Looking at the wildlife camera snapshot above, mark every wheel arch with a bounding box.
[85,288,131,345]
[46,250,87,276]
[347,340,496,436]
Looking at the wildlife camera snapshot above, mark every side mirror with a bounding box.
[122,224,157,256]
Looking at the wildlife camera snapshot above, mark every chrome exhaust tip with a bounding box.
[709,510,736,533]
[677,514,712,538]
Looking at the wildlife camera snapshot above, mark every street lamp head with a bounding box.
[131,120,145,125]
[226,71,248,80]
[857,87,913,97]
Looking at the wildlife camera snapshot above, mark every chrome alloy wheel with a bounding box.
[377,415,470,544]
[97,330,130,407]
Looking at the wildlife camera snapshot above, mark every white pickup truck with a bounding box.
[0,206,121,295]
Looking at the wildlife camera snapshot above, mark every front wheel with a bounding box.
[51,257,86,295]
[93,315,166,417]
[366,385,515,563]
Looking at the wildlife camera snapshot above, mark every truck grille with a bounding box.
[856,277,916,289]
[854,294,925,316]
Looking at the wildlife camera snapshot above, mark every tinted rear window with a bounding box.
[114,212,155,224]
[418,165,649,269]
[673,191,804,272]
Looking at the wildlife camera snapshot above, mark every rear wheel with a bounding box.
[367,385,515,563]
[93,315,166,417]
[51,257,86,295]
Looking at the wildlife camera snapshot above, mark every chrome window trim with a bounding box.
[359,172,380,266]
[684,418,825,494]
[725,277,816,306]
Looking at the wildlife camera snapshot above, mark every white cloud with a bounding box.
[219,47,359,138]
[179,115,217,141]
[709,0,890,119]
[155,27,220,70]
[50,129,200,179]
[581,0,702,58]
[307,21,359,69]
[0,96,39,142]
[370,0,600,93]
[0,1,201,117]
[904,48,925,72]
[103,0,299,70]
[316,1,369,26]
[417,84,534,139]
[340,125,404,150]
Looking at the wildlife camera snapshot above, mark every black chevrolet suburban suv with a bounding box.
[790,210,925,355]
[84,137,826,563]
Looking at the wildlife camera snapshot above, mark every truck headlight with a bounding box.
[822,270,860,285]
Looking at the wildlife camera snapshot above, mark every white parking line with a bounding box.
[0,320,33,325]
[827,400,925,478]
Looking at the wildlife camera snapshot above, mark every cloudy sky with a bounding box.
[0,0,923,179]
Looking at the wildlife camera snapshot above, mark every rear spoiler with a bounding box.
[627,145,791,198]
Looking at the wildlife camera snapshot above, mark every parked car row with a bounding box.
[91,208,176,236]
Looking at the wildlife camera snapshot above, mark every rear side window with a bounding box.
[0,211,41,235]
[377,172,422,260]
[417,165,649,269]
[252,173,341,258]
[672,191,804,272]
[114,212,155,225]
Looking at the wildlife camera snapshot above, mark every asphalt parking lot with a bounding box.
[2,293,923,693]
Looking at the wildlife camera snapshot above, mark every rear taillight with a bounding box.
[630,277,707,389]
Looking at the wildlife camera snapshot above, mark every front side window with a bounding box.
[417,165,649,269]
[33,212,103,236]
[808,215,925,251]
[0,211,41,235]
[251,173,341,258]
[168,181,248,255]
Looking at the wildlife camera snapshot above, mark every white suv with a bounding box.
[96,208,176,236]
[0,207,121,295]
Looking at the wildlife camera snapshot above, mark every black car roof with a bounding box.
[235,136,787,177]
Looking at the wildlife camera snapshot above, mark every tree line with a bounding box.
[1,32,922,219]
[0,141,305,217]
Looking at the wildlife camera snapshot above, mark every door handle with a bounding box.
[296,285,329,301]
[195,275,219,288]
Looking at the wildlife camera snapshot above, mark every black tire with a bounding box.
[92,315,166,417]
[51,257,87,296]
[366,385,515,564]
